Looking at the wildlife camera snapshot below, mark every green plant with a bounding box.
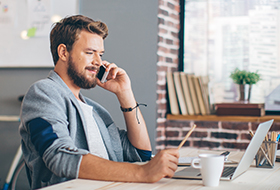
[230,68,261,85]
[245,71,261,85]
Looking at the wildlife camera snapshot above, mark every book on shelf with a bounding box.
[198,76,211,115]
[180,72,195,115]
[193,76,207,115]
[215,107,265,116]
[166,72,180,115]
[166,72,211,116]
[215,102,264,108]
[173,72,188,115]
[215,102,265,116]
[186,74,200,115]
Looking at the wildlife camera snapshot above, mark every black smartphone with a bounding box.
[97,65,109,83]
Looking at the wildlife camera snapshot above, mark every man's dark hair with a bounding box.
[50,15,108,65]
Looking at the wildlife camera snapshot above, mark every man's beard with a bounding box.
[67,56,97,89]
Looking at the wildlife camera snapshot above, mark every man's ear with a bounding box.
[57,44,69,62]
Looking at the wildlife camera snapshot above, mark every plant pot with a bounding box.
[239,84,252,102]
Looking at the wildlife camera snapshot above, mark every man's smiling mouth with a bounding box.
[85,66,98,74]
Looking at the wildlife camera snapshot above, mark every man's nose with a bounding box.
[92,54,102,66]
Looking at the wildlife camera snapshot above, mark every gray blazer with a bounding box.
[19,70,141,189]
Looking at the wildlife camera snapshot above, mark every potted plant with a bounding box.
[230,68,261,102]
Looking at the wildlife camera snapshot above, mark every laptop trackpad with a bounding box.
[173,167,202,179]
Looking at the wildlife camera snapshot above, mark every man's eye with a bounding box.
[100,54,103,57]
[86,52,93,54]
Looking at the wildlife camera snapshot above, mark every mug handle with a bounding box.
[191,158,201,169]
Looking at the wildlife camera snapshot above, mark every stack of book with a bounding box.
[166,71,211,115]
[215,102,265,116]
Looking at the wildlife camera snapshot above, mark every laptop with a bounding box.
[173,119,274,181]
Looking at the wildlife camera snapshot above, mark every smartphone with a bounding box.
[97,64,109,83]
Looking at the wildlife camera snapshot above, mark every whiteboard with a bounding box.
[0,0,78,68]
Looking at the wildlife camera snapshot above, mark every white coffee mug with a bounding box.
[191,154,224,187]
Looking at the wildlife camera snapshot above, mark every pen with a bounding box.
[264,133,270,163]
[265,135,269,142]
[271,131,278,142]
[277,134,280,142]
[177,124,197,150]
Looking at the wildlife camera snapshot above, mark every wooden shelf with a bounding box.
[166,114,280,123]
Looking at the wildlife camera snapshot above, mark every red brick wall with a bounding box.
[156,0,180,150]
[155,0,280,152]
[164,120,280,150]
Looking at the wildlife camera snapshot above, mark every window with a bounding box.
[182,0,280,104]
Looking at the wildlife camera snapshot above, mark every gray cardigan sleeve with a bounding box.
[21,80,89,179]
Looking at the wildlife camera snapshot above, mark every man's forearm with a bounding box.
[116,89,151,151]
[79,153,145,182]
[79,149,179,183]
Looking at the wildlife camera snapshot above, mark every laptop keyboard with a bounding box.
[197,166,236,177]
[221,167,236,177]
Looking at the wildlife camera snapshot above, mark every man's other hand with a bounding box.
[139,148,179,183]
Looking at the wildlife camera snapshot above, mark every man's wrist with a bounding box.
[116,89,136,108]
[137,164,148,182]
[120,102,138,112]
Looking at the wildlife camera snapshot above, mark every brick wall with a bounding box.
[156,0,180,150]
[155,0,280,152]
[165,120,280,150]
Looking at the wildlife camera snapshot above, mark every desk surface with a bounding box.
[42,148,280,190]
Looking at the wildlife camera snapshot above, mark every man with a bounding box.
[19,15,179,189]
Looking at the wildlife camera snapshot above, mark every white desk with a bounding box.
[42,148,280,190]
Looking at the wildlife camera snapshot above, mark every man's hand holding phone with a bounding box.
[97,61,132,97]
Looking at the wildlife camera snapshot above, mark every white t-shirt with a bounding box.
[78,100,109,160]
